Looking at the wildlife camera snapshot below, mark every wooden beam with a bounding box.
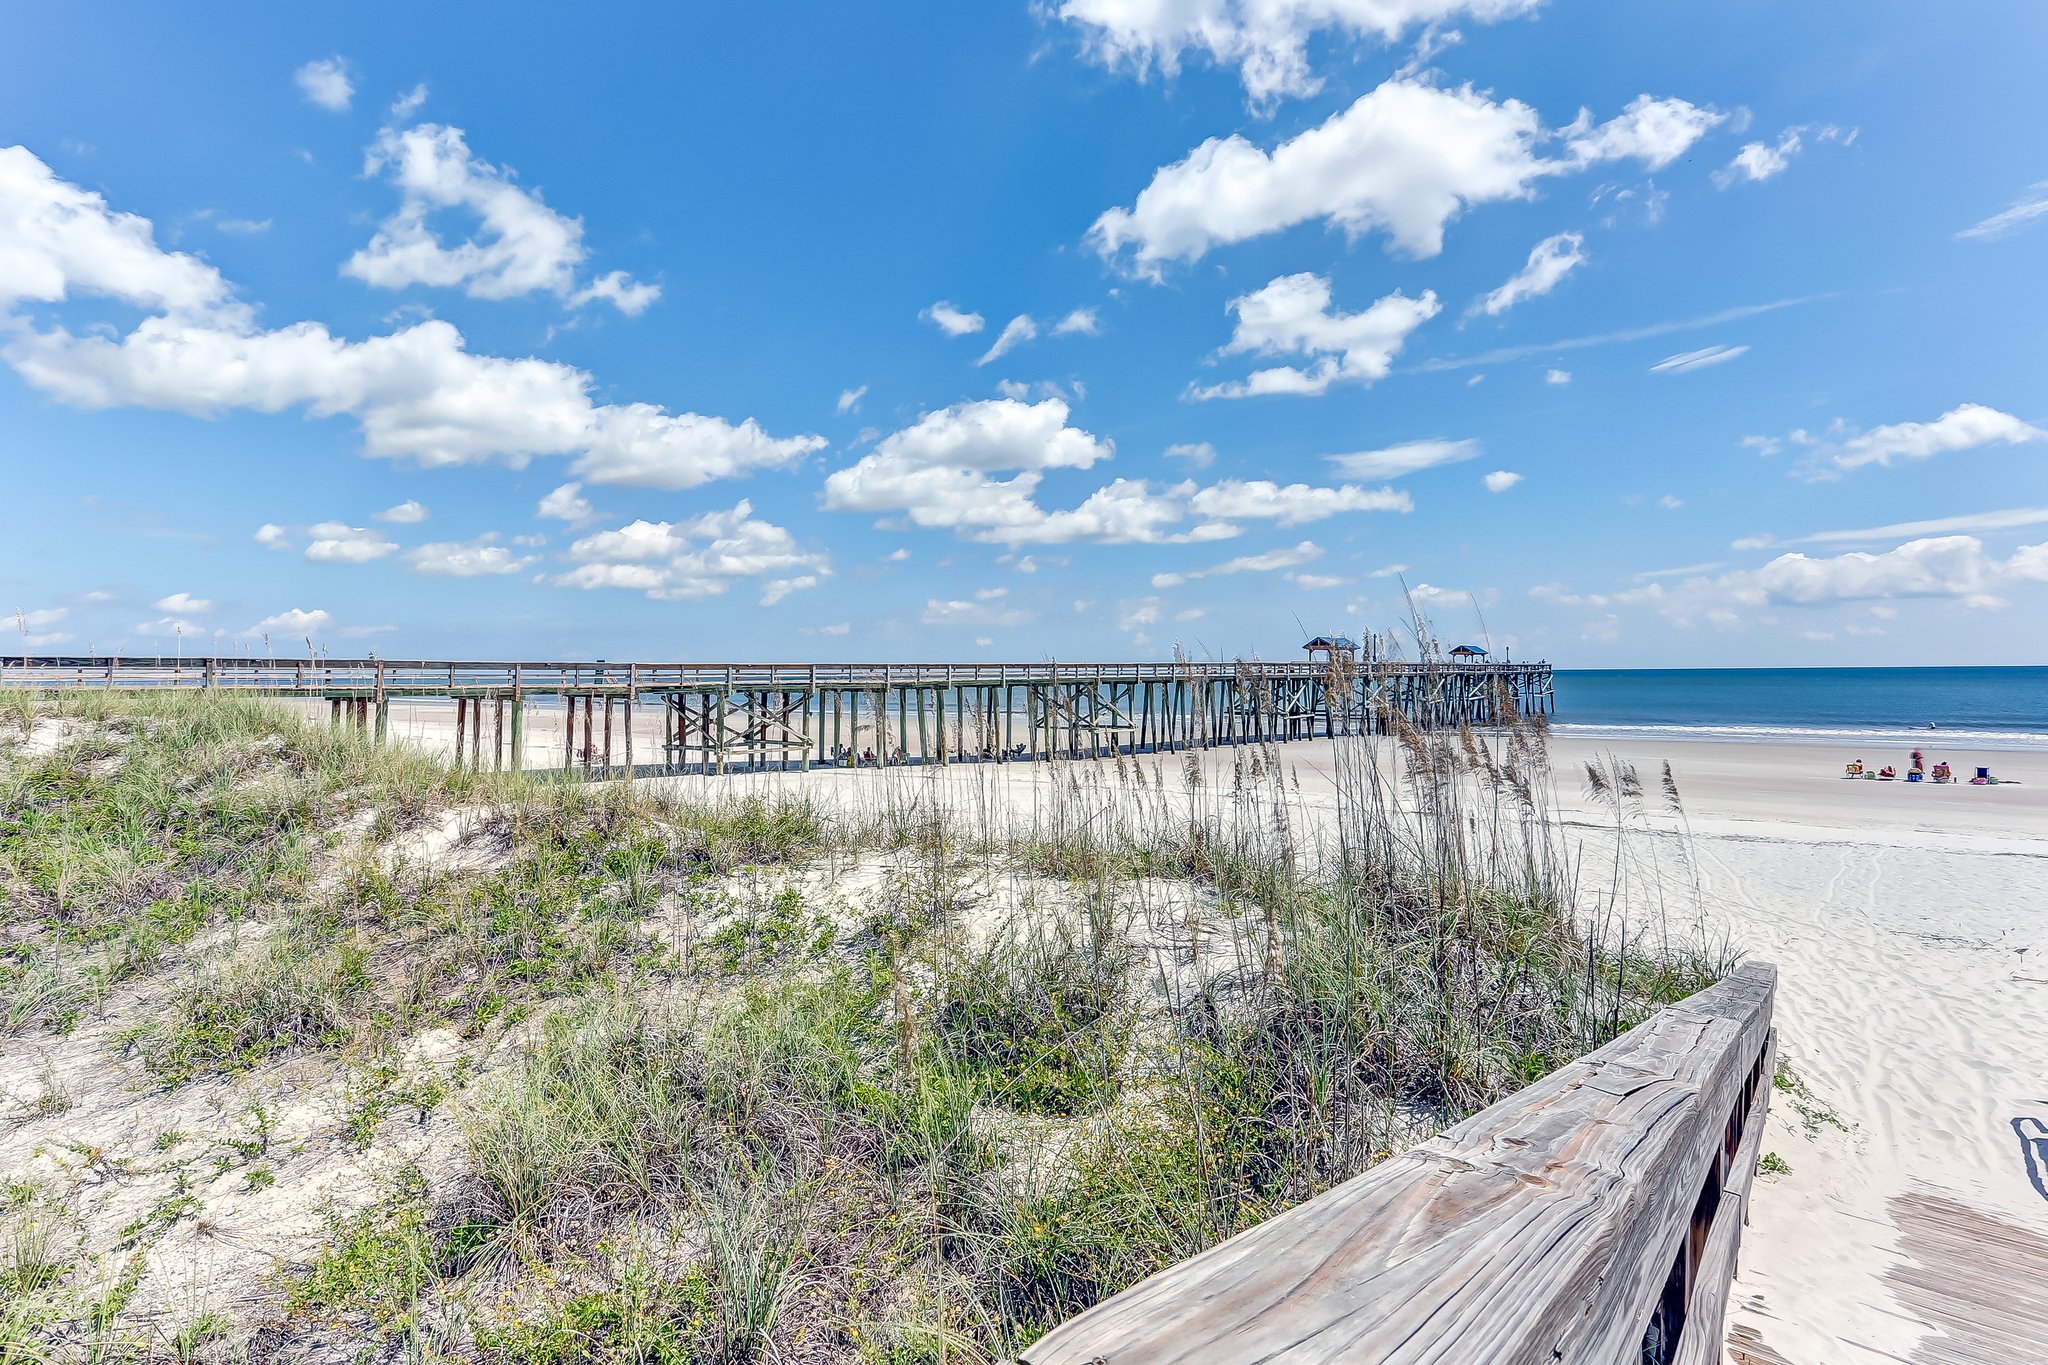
[623,665,635,787]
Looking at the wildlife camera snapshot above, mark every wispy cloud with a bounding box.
[1650,344,1748,374]
[978,314,1038,366]
[1958,181,2048,241]
[1788,506,2048,546]
[1412,295,1829,373]
[1151,540,1322,589]
[1634,561,1726,580]
[1472,232,1585,317]
[1324,438,1479,480]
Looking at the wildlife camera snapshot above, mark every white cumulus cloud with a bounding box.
[1831,403,2043,473]
[1726,537,2039,610]
[0,149,821,493]
[536,481,596,524]
[1053,307,1100,336]
[153,592,213,614]
[824,398,1403,548]
[305,521,400,564]
[921,301,985,336]
[1547,534,2048,631]
[376,499,428,523]
[1186,480,1409,525]
[1056,0,1541,109]
[557,502,828,602]
[251,607,332,636]
[15,606,72,646]
[923,595,1031,627]
[1191,273,1439,399]
[294,58,354,113]
[345,122,658,314]
[1090,79,1719,273]
[1483,470,1522,492]
[823,397,1128,544]
[404,536,536,577]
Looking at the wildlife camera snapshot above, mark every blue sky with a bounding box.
[3,0,2045,666]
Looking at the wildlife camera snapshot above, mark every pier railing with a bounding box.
[1022,961,1778,1365]
[0,655,1541,693]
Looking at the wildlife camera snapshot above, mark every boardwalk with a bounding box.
[1,655,1555,774]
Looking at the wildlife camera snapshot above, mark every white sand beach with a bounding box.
[1542,734,2048,1364]
[339,700,2048,1361]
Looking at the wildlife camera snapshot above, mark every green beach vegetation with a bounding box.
[0,689,1726,1362]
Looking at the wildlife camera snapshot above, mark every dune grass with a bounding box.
[0,689,1728,1363]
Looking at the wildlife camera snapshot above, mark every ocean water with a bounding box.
[1551,667,2048,750]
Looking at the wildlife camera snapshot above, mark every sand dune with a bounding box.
[333,699,2048,1360]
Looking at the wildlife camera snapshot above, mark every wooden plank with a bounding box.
[1672,1030,1773,1365]
[1023,963,1776,1365]
[1882,1190,2048,1365]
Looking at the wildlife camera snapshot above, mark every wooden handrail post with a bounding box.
[623,663,636,791]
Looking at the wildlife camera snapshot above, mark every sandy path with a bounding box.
[1549,735,2048,1364]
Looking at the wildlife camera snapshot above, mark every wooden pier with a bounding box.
[1,656,1555,774]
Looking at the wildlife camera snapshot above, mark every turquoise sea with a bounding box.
[1551,667,2048,750]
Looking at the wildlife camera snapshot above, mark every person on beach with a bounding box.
[1933,761,1953,783]
[1846,759,1865,777]
[1878,765,1897,779]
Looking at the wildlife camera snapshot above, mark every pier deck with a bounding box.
[3,656,1555,774]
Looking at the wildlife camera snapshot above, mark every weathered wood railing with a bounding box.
[1024,961,1777,1365]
